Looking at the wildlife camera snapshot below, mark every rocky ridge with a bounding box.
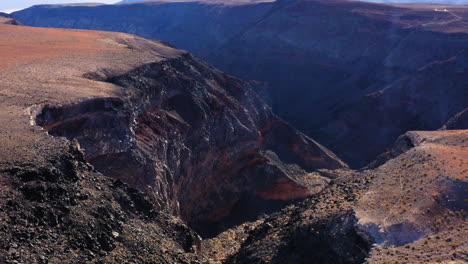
[441,107,468,130]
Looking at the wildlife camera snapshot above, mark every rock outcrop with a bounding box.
[13,0,468,167]
[35,52,346,236]
[0,21,209,264]
[356,130,467,263]
[0,16,351,262]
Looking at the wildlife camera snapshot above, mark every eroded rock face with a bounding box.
[36,97,134,160]
[36,54,346,236]
[367,131,427,168]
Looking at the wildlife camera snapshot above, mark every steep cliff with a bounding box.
[35,52,346,236]
[0,22,209,264]
[13,0,468,166]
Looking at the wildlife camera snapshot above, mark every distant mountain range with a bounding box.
[364,0,468,4]
[116,0,468,4]
[117,0,275,3]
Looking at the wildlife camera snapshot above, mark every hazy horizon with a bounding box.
[3,0,468,13]
[0,0,117,13]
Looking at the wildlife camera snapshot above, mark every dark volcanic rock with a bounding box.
[0,143,203,264]
[35,53,346,236]
[0,17,466,263]
[13,0,468,167]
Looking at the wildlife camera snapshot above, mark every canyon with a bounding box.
[13,0,468,166]
[0,2,467,263]
[0,10,347,238]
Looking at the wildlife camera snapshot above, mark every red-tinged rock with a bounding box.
[0,21,346,237]
[36,54,347,236]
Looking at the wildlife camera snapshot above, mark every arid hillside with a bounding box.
[207,129,467,264]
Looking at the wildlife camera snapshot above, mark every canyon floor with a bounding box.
[0,11,467,264]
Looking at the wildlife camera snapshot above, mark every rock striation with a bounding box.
[0,17,352,262]
[35,53,346,236]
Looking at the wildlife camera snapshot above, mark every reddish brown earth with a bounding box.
[0,20,183,167]
[29,40,347,236]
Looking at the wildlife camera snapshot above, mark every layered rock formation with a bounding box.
[35,53,346,236]
[13,0,468,166]
[0,21,210,263]
[0,19,346,246]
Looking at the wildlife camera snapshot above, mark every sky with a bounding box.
[2,0,466,13]
[0,0,117,13]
